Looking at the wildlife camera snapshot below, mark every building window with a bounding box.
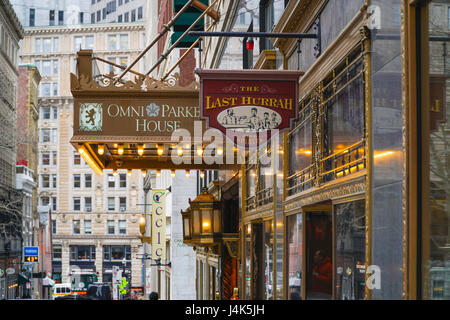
[84,220,92,235]
[73,220,81,234]
[119,220,126,234]
[103,245,131,261]
[74,36,82,50]
[43,38,52,53]
[107,174,115,188]
[41,106,51,119]
[52,151,57,165]
[40,128,50,143]
[41,174,50,188]
[79,12,84,24]
[34,38,41,53]
[73,174,81,188]
[29,8,35,27]
[74,151,81,165]
[58,11,64,25]
[52,244,62,260]
[85,36,94,50]
[53,37,59,52]
[131,9,136,22]
[41,152,50,165]
[107,220,115,234]
[51,174,57,188]
[107,197,115,211]
[119,197,126,212]
[41,83,51,97]
[85,197,92,212]
[124,12,129,23]
[70,246,95,261]
[49,10,55,26]
[97,10,101,22]
[138,7,143,20]
[51,196,57,211]
[73,197,81,211]
[85,174,92,188]
[118,14,123,23]
[52,106,58,119]
[52,220,57,235]
[119,173,126,188]
[91,13,96,24]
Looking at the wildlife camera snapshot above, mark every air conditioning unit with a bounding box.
[86,206,92,212]
[120,207,126,212]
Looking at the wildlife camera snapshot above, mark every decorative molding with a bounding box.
[284,173,366,214]
[24,23,145,36]
[71,72,199,93]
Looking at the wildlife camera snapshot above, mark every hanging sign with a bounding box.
[151,189,167,260]
[196,69,303,146]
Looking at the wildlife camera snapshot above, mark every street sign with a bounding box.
[23,246,39,263]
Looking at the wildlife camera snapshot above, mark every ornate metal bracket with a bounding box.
[222,233,239,258]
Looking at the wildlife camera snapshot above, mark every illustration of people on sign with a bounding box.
[247,107,262,130]
[217,106,281,132]
[221,109,237,125]
[271,112,280,128]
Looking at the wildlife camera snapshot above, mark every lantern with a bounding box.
[181,208,192,243]
[187,187,221,245]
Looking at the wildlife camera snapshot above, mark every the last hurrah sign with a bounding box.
[196,69,303,145]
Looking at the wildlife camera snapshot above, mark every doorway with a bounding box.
[305,209,333,300]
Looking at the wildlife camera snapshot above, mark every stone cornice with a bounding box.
[24,22,145,36]
[0,0,25,39]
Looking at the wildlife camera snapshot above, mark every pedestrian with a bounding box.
[149,291,158,300]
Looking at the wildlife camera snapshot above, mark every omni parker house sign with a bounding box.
[70,50,302,175]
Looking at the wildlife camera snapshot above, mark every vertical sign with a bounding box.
[151,189,166,260]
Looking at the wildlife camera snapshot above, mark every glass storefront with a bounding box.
[423,0,450,300]
[305,210,332,300]
[334,200,366,300]
[287,214,302,300]
[263,220,273,299]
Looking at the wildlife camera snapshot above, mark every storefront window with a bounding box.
[263,220,274,299]
[244,223,252,299]
[246,165,256,210]
[305,211,332,300]
[334,200,366,300]
[424,0,450,300]
[288,102,312,196]
[287,214,302,300]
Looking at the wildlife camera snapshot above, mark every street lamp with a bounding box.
[181,208,192,244]
[184,188,221,245]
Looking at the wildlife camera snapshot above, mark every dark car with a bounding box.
[85,283,112,300]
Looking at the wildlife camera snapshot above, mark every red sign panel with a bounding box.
[197,70,303,146]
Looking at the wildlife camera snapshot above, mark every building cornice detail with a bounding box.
[24,23,145,36]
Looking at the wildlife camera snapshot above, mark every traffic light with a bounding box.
[171,0,208,48]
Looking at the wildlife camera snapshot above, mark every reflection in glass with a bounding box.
[264,220,273,299]
[306,211,332,300]
[425,0,450,300]
[244,224,251,299]
[287,214,302,300]
[335,200,366,300]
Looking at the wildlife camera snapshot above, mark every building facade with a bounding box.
[177,0,450,300]
[0,0,24,300]
[89,0,146,24]
[18,21,147,292]
[11,0,91,28]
